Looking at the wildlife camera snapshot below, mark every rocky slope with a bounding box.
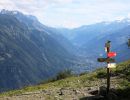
[0,60,130,100]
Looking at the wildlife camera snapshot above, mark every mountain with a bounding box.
[71,19,130,46]
[80,21,130,62]
[0,10,76,92]
[48,28,77,54]
[59,19,130,63]
[0,9,130,93]
[3,9,77,55]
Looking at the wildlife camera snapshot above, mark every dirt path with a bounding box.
[0,87,99,100]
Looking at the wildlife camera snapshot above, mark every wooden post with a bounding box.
[107,67,110,93]
[105,41,111,94]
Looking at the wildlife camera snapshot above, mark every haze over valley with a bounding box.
[0,9,129,92]
[0,1,130,100]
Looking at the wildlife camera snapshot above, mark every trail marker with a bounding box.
[107,52,117,58]
[97,40,117,94]
[97,58,115,63]
[107,63,116,68]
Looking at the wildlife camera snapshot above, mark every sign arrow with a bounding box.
[97,58,115,63]
[107,63,116,68]
[107,52,117,58]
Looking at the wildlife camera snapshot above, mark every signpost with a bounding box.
[97,58,115,63]
[97,40,117,94]
[106,41,111,94]
[107,63,116,68]
[107,52,117,58]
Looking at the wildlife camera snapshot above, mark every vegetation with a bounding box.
[55,69,73,80]
[96,68,106,78]
[0,60,130,100]
[39,69,74,84]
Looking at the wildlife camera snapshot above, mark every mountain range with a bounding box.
[59,19,130,63]
[0,9,76,92]
[0,9,130,92]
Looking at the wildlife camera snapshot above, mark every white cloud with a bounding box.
[0,0,130,28]
[0,0,17,10]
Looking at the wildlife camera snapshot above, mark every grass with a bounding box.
[0,60,130,98]
[0,73,98,97]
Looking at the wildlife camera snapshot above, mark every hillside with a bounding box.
[0,60,130,100]
[59,20,130,63]
[0,10,76,92]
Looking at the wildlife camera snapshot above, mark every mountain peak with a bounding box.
[122,18,130,23]
[0,9,21,15]
[0,9,38,21]
[114,18,130,23]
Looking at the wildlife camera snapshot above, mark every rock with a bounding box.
[99,86,107,96]
[5,97,9,100]
[83,92,87,96]
[59,92,63,95]
[42,90,47,93]
[77,80,80,83]
[88,87,91,91]
[89,90,98,95]
[59,89,64,95]
[54,95,59,99]
[73,89,81,94]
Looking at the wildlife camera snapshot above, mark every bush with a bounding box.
[38,69,73,84]
[79,72,89,76]
[96,70,106,78]
[56,69,73,80]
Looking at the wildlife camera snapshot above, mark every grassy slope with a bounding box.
[0,60,130,99]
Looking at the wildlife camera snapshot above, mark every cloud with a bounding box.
[0,0,130,28]
[45,0,130,28]
[0,0,17,10]
[6,0,74,15]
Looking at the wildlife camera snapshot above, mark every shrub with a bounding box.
[79,72,89,76]
[96,70,106,78]
[56,69,73,80]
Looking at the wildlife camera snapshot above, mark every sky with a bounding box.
[0,0,130,28]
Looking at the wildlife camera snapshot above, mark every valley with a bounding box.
[0,9,129,94]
